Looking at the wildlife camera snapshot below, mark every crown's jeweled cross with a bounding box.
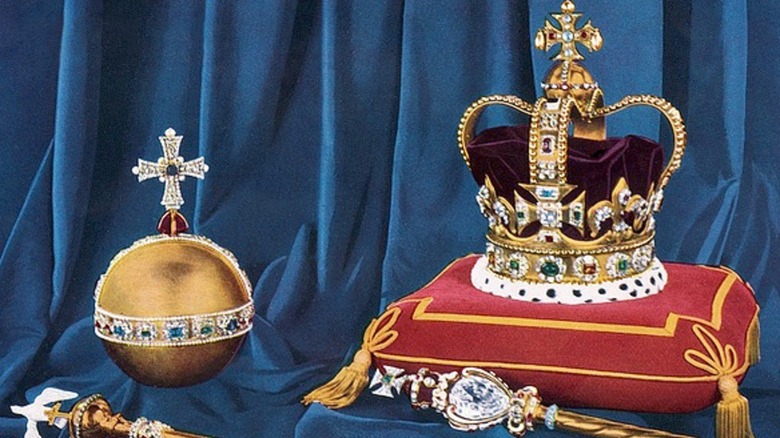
[132,128,209,210]
[534,0,603,62]
[516,182,585,238]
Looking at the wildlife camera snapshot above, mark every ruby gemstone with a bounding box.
[157,210,189,235]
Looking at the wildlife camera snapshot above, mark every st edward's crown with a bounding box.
[459,1,686,296]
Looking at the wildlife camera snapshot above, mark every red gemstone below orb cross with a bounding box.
[157,209,189,235]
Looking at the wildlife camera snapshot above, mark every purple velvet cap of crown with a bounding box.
[468,125,664,237]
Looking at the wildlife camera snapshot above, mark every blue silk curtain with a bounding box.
[0,1,777,436]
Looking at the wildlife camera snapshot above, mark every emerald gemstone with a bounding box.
[618,259,629,272]
[140,329,152,338]
[541,261,560,277]
[509,260,520,270]
[573,210,582,221]
[381,374,393,385]
[200,326,213,336]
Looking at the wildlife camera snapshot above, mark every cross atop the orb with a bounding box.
[132,128,209,211]
[534,0,603,62]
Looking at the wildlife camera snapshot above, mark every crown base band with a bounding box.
[472,255,666,304]
[484,239,656,285]
[486,231,655,256]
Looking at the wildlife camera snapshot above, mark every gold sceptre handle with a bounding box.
[45,394,213,438]
[535,405,693,438]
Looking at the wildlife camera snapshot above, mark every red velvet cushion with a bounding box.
[371,255,759,413]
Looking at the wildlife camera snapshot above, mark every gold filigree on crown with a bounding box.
[457,0,687,287]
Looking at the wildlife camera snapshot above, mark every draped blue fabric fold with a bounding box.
[0,1,777,436]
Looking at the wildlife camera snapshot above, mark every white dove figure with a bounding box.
[11,387,79,438]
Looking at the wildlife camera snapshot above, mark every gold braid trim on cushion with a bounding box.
[747,314,760,366]
[683,324,756,438]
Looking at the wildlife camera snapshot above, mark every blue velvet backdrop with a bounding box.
[0,1,777,437]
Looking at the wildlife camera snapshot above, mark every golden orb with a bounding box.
[95,234,253,387]
[94,128,254,387]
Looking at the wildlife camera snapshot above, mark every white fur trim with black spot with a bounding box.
[470,255,667,304]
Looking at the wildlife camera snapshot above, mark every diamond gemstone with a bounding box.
[449,375,510,421]
[618,189,632,205]
[537,203,562,228]
[632,245,653,272]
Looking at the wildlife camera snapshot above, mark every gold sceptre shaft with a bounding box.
[45,395,213,438]
[535,405,693,438]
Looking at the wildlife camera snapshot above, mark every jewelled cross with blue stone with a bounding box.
[534,0,603,61]
[132,128,209,210]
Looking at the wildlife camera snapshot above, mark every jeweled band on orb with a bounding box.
[94,301,254,347]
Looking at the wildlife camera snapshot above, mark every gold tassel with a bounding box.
[716,375,754,438]
[302,308,401,409]
[301,349,372,409]
[746,315,760,365]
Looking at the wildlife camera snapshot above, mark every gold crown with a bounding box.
[457,1,687,287]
